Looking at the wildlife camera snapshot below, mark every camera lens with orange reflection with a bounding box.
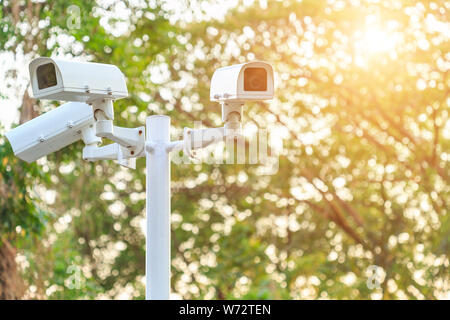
[244,67,267,91]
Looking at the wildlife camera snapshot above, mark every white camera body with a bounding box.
[5,102,98,163]
[29,57,128,102]
[210,61,274,102]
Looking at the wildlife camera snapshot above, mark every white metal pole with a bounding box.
[146,115,171,300]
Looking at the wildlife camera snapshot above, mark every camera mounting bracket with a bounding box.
[82,142,137,169]
[221,101,243,123]
[95,120,145,156]
[82,99,145,168]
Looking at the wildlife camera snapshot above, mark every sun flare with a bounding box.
[355,28,400,54]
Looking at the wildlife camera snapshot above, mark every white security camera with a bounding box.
[210,61,274,132]
[28,57,128,103]
[5,102,100,163]
[210,61,274,103]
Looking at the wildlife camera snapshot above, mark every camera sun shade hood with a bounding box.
[29,57,128,102]
[210,61,274,102]
[5,102,96,163]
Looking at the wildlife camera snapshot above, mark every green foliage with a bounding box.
[0,0,448,300]
[0,134,50,240]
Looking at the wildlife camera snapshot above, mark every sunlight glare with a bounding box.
[355,28,400,55]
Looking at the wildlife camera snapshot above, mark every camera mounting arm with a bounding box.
[81,121,140,169]
[95,120,145,157]
[91,99,145,156]
[221,102,243,124]
[162,114,242,158]
[82,142,137,169]
[81,99,145,169]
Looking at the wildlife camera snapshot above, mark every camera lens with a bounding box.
[244,67,267,91]
[37,63,57,89]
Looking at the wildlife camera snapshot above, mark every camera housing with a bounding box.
[5,102,98,162]
[210,61,274,102]
[29,57,128,102]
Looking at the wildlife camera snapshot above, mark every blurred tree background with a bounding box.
[0,0,448,299]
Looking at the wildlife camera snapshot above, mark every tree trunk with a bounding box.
[19,89,38,124]
[0,240,24,299]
